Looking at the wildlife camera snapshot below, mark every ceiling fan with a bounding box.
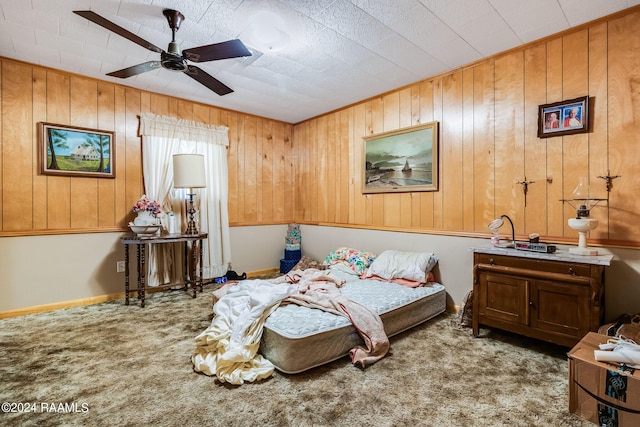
[73,9,252,96]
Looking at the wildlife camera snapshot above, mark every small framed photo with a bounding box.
[39,122,115,178]
[538,96,589,138]
[362,121,439,194]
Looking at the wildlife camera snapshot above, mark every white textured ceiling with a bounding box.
[0,0,638,123]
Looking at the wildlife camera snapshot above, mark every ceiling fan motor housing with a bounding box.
[161,48,187,71]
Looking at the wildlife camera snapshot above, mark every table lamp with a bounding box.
[488,214,515,248]
[567,177,599,255]
[173,154,206,235]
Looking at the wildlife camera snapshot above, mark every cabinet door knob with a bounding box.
[529,301,534,306]
[489,258,495,265]
[568,268,576,275]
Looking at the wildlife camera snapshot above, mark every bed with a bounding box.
[259,249,447,374]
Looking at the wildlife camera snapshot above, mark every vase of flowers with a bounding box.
[132,195,161,226]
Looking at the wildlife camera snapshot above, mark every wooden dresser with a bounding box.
[471,246,613,347]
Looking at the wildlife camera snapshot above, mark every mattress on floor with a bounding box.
[259,269,446,374]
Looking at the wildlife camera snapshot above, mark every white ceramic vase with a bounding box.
[133,210,157,226]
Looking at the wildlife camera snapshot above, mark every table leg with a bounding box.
[198,239,204,294]
[140,243,146,308]
[192,240,198,298]
[182,241,189,294]
[124,244,130,305]
[136,244,142,302]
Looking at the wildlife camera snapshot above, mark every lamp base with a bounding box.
[568,227,598,256]
[569,246,598,256]
[185,193,199,235]
[185,220,199,235]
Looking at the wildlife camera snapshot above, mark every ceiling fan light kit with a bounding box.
[73,9,252,96]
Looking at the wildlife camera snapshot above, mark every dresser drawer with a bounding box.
[474,253,592,278]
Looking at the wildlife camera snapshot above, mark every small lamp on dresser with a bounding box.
[173,153,206,235]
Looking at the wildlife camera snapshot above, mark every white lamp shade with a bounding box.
[173,154,206,188]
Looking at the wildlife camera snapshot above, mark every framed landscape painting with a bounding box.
[362,122,439,194]
[39,122,115,178]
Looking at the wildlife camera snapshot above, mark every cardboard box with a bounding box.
[568,332,640,426]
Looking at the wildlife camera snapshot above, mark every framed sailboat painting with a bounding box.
[362,122,439,194]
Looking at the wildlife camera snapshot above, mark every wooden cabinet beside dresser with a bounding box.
[472,248,612,347]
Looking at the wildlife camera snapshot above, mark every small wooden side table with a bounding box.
[121,233,208,307]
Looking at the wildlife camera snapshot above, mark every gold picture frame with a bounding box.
[39,122,115,178]
[362,122,439,194]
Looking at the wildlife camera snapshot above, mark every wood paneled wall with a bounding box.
[2,8,639,247]
[0,60,295,235]
[293,9,640,246]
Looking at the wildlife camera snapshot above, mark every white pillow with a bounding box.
[365,250,437,282]
[329,263,361,276]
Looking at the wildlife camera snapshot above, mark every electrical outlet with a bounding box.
[116,261,126,273]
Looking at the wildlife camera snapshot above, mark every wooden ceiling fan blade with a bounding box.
[74,10,163,53]
[75,9,243,95]
[183,39,252,63]
[107,61,162,78]
[185,65,233,96]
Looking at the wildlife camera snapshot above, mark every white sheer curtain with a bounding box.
[139,112,232,286]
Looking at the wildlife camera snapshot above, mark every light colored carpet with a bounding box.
[1,284,591,426]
